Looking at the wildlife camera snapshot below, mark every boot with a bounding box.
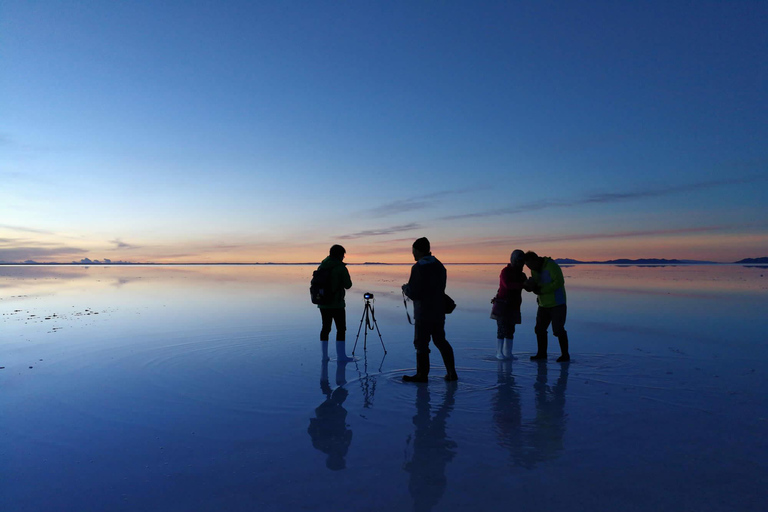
[502,338,513,360]
[321,339,330,361]
[495,338,505,360]
[403,352,430,382]
[556,332,570,362]
[530,331,548,360]
[335,340,354,362]
[438,343,458,381]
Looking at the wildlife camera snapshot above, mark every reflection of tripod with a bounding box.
[352,297,387,355]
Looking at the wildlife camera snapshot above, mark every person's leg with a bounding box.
[333,308,353,362]
[531,306,552,360]
[432,321,457,381]
[551,305,570,362]
[495,318,506,360]
[403,324,430,382]
[320,309,333,340]
[502,322,515,359]
[320,309,332,360]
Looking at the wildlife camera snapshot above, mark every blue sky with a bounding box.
[1,1,766,263]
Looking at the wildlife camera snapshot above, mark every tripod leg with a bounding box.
[372,318,386,353]
[363,305,370,351]
[352,305,367,355]
[368,302,387,354]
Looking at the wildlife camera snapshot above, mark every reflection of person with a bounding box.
[491,360,524,467]
[308,359,353,471]
[494,361,569,470]
[401,237,458,382]
[527,362,569,465]
[523,251,570,362]
[403,383,457,512]
[317,244,354,362]
[491,250,527,360]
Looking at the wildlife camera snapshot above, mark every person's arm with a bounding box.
[403,265,421,300]
[341,266,352,290]
[505,270,526,290]
[537,262,564,294]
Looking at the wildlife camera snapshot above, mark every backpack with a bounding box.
[310,267,334,305]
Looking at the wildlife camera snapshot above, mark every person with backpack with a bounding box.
[314,244,354,362]
[401,237,458,382]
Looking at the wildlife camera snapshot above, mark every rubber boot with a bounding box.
[335,340,354,362]
[321,339,330,361]
[496,338,505,360]
[556,332,570,362]
[502,338,513,360]
[530,331,548,360]
[403,352,430,382]
[438,344,458,381]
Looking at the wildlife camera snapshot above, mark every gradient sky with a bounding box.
[2,1,766,263]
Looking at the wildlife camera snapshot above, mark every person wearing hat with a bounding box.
[523,251,570,362]
[491,249,527,360]
[401,237,458,382]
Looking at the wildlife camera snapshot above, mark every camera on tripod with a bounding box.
[353,292,386,355]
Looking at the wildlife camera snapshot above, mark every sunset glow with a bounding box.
[2,2,766,264]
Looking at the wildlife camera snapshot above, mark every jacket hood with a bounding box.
[417,255,438,265]
[319,256,345,269]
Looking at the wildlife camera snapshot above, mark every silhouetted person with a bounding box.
[491,249,527,360]
[402,237,458,382]
[317,244,354,362]
[403,383,457,512]
[524,251,570,362]
[308,359,353,471]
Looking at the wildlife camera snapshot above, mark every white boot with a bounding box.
[503,338,514,360]
[335,340,354,362]
[496,338,505,360]
[321,339,330,361]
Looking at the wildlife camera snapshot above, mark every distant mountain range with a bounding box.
[555,257,768,265]
[734,257,768,264]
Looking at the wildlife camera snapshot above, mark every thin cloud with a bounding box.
[337,223,422,240]
[442,176,766,221]
[0,224,55,235]
[468,225,739,248]
[364,187,488,217]
[0,246,89,263]
[110,239,138,250]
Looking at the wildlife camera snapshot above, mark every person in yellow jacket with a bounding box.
[523,251,570,362]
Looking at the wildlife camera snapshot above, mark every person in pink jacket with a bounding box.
[491,250,527,359]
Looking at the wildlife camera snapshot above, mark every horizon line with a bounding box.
[2,258,766,266]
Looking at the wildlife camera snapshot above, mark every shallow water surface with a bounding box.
[1,264,767,511]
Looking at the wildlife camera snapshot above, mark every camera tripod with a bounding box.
[352,295,387,355]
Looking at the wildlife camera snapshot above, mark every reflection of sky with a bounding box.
[1,265,767,511]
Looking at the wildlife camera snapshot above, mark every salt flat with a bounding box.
[1,264,766,512]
